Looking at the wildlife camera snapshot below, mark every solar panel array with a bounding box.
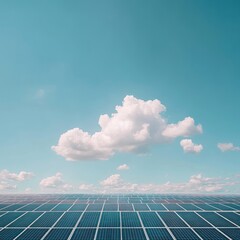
[0,194,239,239]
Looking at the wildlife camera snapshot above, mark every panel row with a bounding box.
[1,227,240,240]
[0,211,239,228]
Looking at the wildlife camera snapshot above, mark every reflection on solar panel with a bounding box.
[0,194,240,239]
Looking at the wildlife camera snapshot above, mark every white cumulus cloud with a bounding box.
[180,139,203,153]
[97,173,237,193]
[52,95,202,160]
[39,172,74,192]
[0,169,34,191]
[218,143,240,152]
[117,164,129,170]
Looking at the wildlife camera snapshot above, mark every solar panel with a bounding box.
[8,212,43,227]
[170,228,200,240]
[220,228,240,240]
[163,204,184,210]
[52,203,72,211]
[0,194,239,239]
[71,228,96,240]
[157,212,187,227]
[194,228,229,240]
[0,212,24,227]
[77,212,100,227]
[103,204,118,211]
[121,212,141,227]
[177,212,211,227]
[218,211,240,226]
[55,212,82,227]
[15,229,48,240]
[148,203,166,211]
[122,228,147,240]
[44,228,72,240]
[86,204,103,211]
[99,212,120,227]
[119,204,134,211]
[0,228,24,240]
[69,204,87,211]
[96,228,120,240]
[198,212,236,227]
[30,211,63,227]
[146,228,173,240]
[179,204,202,211]
[133,204,149,211]
[139,212,165,227]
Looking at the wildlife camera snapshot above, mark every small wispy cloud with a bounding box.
[0,169,34,191]
[217,143,240,152]
[117,164,129,171]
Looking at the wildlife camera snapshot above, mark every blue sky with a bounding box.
[0,0,240,193]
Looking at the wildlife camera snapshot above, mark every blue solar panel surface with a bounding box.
[0,194,239,239]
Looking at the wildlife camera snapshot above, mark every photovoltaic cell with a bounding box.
[139,212,164,227]
[170,228,200,240]
[16,229,48,240]
[146,228,173,240]
[96,228,120,240]
[122,228,146,240]
[99,212,120,227]
[121,212,141,227]
[2,204,26,211]
[194,228,229,240]
[71,228,96,240]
